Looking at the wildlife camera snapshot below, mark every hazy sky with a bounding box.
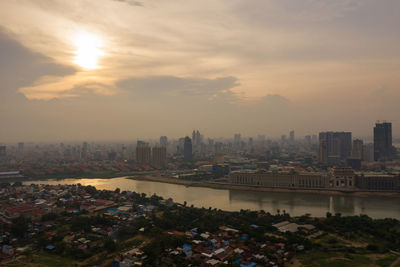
[0,0,399,142]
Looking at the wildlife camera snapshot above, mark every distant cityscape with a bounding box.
[0,121,398,193]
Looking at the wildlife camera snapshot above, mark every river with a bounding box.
[24,177,400,219]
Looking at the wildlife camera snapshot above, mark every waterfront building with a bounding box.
[329,167,355,190]
[374,122,392,161]
[356,173,400,191]
[229,170,329,189]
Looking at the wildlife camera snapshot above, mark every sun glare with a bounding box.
[73,31,104,70]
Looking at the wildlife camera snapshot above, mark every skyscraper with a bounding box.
[289,130,295,142]
[352,139,363,160]
[183,136,192,161]
[152,146,167,167]
[136,141,151,164]
[362,143,374,162]
[17,142,24,153]
[374,122,392,161]
[318,139,328,165]
[0,146,6,157]
[81,141,88,159]
[234,133,241,146]
[160,136,168,147]
[319,131,352,164]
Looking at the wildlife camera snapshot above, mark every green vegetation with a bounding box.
[4,252,76,267]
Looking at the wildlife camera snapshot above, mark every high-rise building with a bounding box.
[152,146,167,166]
[352,139,363,160]
[160,136,168,147]
[318,139,328,165]
[319,132,352,164]
[0,146,6,157]
[81,141,88,159]
[374,122,392,161]
[192,130,196,146]
[234,133,241,146]
[136,141,151,164]
[289,130,295,142]
[281,135,286,142]
[196,130,201,147]
[17,142,24,153]
[362,143,374,162]
[311,134,318,144]
[183,136,192,161]
[305,135,311,143]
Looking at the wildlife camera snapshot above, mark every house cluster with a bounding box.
[0,183,163,263]
[163,225,303,266]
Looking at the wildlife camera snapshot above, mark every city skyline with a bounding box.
[1,1,399,142]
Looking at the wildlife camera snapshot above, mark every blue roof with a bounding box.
[240,263,257,267]
[45,245,55,250]
[241,236,247,240]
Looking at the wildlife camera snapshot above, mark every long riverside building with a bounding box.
[229,168,400,192]
[229,171,329,189]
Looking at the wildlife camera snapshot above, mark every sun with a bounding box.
[73,31,104,70]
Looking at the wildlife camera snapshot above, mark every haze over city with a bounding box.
[0,0,399,142]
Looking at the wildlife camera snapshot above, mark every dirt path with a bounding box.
[389,256,400,267]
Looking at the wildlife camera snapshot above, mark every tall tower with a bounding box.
[318,139,328,165]
[136,141,151,164]
[352,139,363,160]
[160,136,168,147]
[374,122,392,161]
[152,146,167,167]
[319,131,352,164]
[184,136,193,161]
[289,130,295,142]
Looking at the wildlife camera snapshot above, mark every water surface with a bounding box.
[24,177,400,219]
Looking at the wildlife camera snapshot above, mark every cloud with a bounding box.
[111,0,143,6]
[0,28,75,101]
[118,76,239,97]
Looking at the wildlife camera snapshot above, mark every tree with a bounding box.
[104,238,116,252]
[11,216,29,237]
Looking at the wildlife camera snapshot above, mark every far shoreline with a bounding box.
[127,175,400,197]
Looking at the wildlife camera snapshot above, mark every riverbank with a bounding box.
[128,175,400,197]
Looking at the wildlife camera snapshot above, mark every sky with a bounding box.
[0,0,399,142]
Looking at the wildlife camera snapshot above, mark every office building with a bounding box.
[362,143,374,162]
[318,139,328,165]
[160,136,168,147]
[318,132,352,164]
[183,136,192,161]
[0,146,6,157]
[374,122,392,161]
[17,142,24,153]
[234,133,241,146]
[152,146,167,167]
[136,141,151,164]
[289,130,295,142]
[352,139,363,160]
